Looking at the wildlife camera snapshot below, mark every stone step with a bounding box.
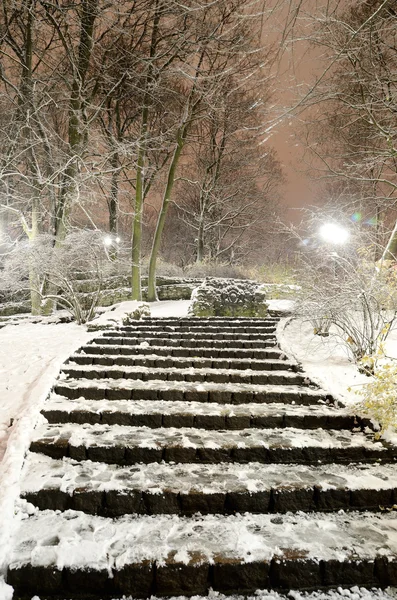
[69,353,299,372]
[8,510,397,597]
[117,325,277,334]
[29,423,393,465]
[61,364,306,386]
[135,317,280,325]
[53,379,327,405]
[41,395,355,430]
[99,330,276,347]
[79,343,286,360]
[102,328,275,341]
[95,337,277,350]
[21,454,397,516]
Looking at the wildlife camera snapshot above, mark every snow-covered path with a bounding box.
[0,322,94,599]
[0,323,94,463]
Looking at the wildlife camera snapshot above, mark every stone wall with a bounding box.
[0,277,203,316]
[0,273,296,317]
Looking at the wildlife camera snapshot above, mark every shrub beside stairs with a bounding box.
[7,315,397,598]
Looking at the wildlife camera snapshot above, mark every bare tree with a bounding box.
[300,0,397,256]
[0,0,290,313]
[145,0,280,300]
[175,83,283,264]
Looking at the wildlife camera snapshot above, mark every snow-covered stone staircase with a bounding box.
[7,316,397,598]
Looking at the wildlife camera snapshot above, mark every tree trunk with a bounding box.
[130,3,160,300]
[42,0,98,313]
[54,0,98,244]
[382,218,397,262]
[196,217,205,262]
[109,152,119,234]
[131,145,145,300]
[147,126,187,301]
[29,197,42,315]
[21,1,42,315]
[55,161,78,245]
[108,151,119,261]
[195,127,226,263]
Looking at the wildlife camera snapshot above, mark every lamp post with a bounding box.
[313,222,350,337]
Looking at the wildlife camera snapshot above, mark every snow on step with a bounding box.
[117,325,277,333]
[70,353,298,371]
[135,317,280,324]
[61,363,305,386]
[54,378,326,405]
[79,342,286,359]
[101,331,277,341]
[95,336,277,349]
[30,422,392,465]
[134,592,397,600]
[42,395,356,430]
[8,509,397,573]
[43,395,348,419]
[21,453,397,499]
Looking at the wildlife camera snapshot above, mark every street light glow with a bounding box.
[319,223,350,245]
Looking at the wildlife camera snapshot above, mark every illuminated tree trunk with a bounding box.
[147,125,187,301]
[29,197,42,315]
[131,2,160,300]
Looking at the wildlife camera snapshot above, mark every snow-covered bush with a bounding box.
[1,230,112,324]
[122,303,151,323]
[189,277,268,317]
[297,251,397,371]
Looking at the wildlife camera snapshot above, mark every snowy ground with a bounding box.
[1,298,396,600]
[0,300,190,598]
[91,299,191,327]
[22,588,397,600]
[278,313,397,407]
[23,587,397,600]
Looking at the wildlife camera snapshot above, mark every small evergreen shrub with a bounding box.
[358,361,397,436]
[122,303,151,324]
[189,277,268,317]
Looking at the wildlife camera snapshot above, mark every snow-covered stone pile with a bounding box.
[190,277,268,317]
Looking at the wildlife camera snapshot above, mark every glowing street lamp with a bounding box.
[319,222,350,245]
[103,235,121,247]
